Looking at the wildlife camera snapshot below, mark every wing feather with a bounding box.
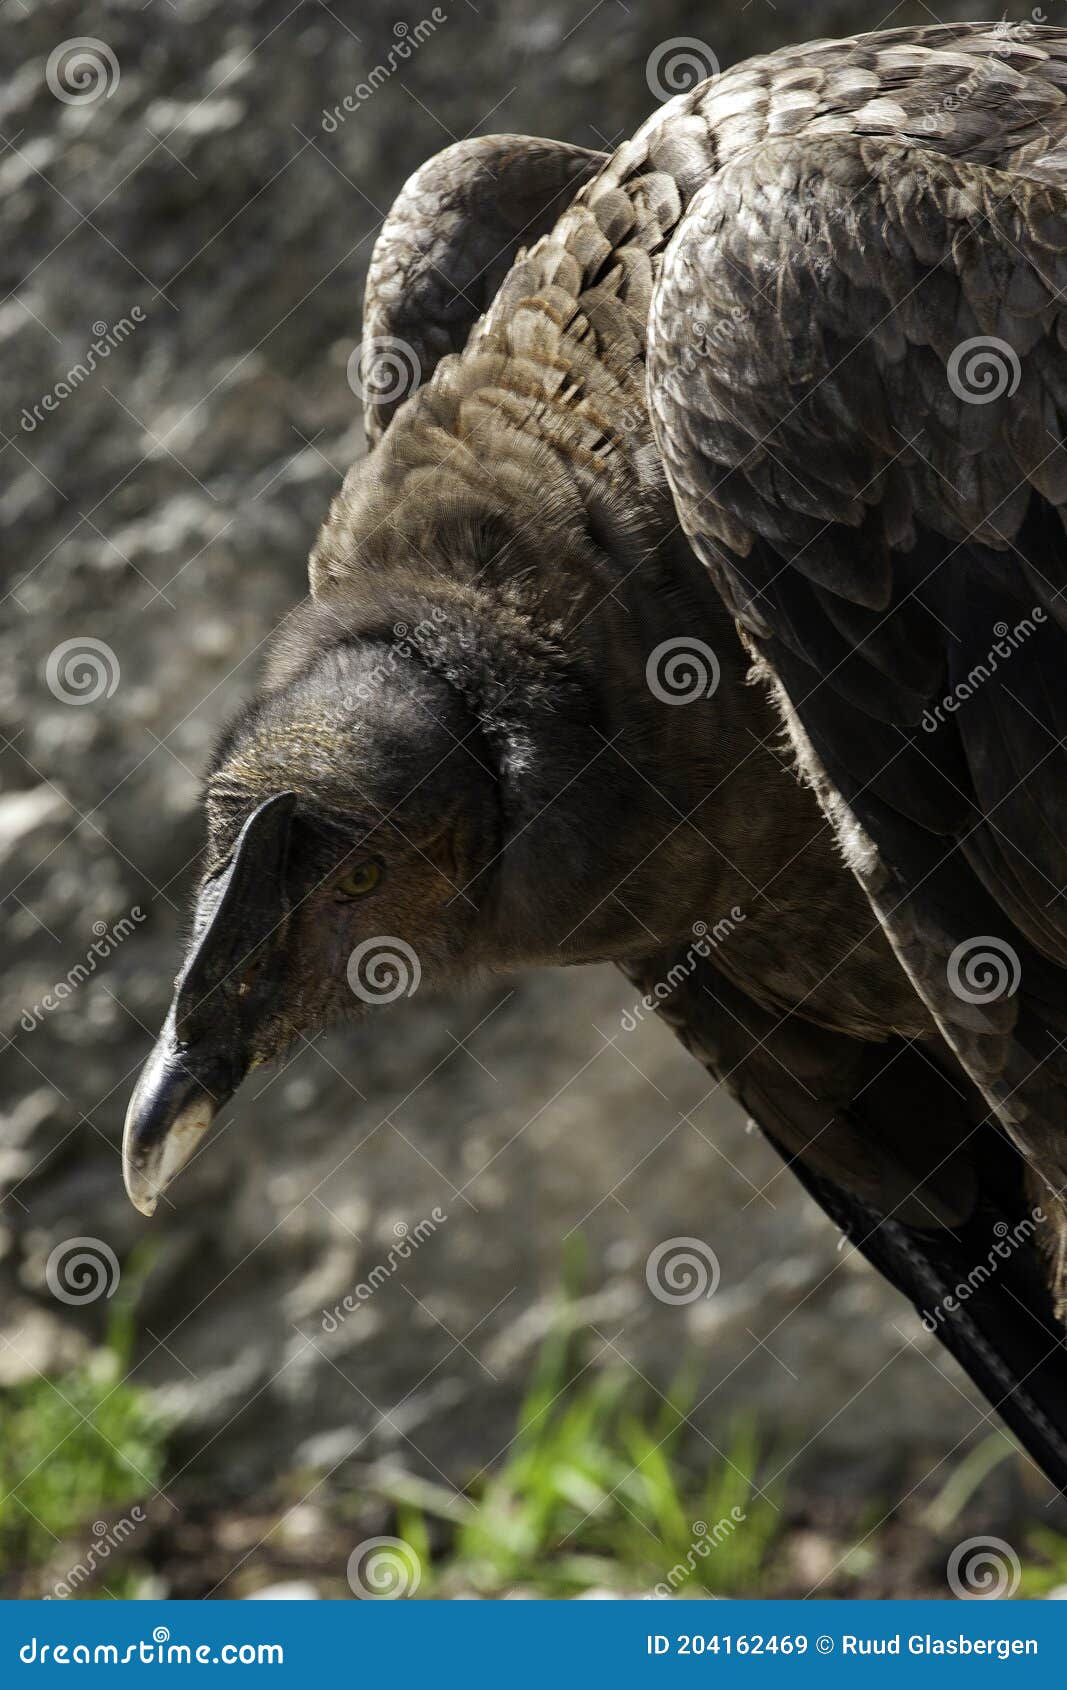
[649,129,1067,1305]
[361,135,606,441]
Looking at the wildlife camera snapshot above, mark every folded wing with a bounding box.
[361,134,606,440]
[649,126,1067,1307]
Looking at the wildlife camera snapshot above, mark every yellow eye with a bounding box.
[335,858,384,901]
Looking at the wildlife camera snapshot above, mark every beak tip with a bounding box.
[122,1037,222,1217]
[124,1176,160,1219]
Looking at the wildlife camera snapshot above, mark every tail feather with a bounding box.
[781,1133,1067,1495]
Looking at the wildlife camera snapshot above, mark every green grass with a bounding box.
[368,1317,782,1597]
[918,1434,1067,1600]
[1018,1524,1067,1598]
[368,1375,1067,1600]
[0,1259,169,1590]
[7,1243,1065,1604]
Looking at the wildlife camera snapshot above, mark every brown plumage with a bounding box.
[125,24,1067,1492]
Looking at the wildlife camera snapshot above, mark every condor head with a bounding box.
[121,629,503,1216]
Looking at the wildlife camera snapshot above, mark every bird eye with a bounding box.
[335,858,384,901]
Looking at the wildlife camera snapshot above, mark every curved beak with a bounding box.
[122,791,297,1216]
[121,1010,240,1216]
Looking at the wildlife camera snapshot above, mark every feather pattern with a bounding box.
[647,29,1067,1322]
[260,23,1067,1488]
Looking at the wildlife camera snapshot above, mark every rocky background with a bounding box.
[0,0,1049,1596]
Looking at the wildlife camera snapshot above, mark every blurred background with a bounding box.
[2,0,1065,1600]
